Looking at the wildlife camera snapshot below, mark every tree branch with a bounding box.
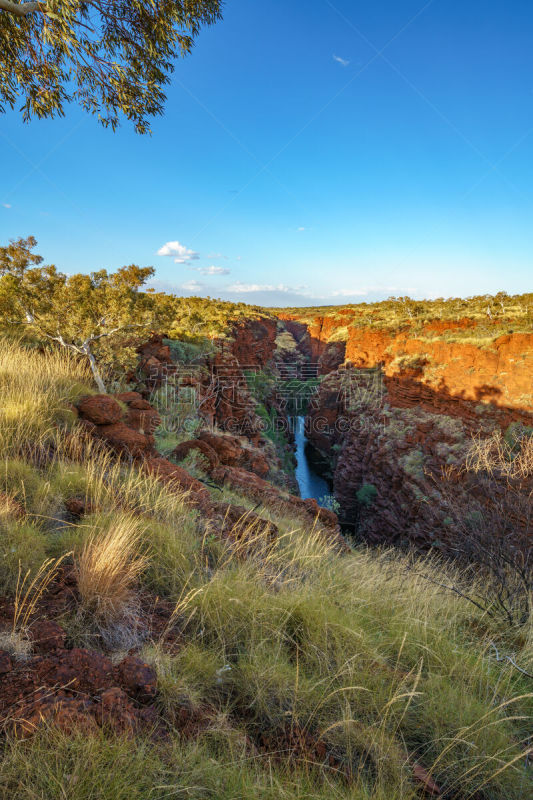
[83,322,149,346]
[0,0,42,17]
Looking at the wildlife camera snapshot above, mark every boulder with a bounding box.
[198,431,270,477]
[114,391,144,405]
[144,457,210,502]
[171,440,220,473]
[198,431,243,465]
[13,693,98,739]
[95,423,155,458]
[138,334,173,365]
[30,620,66,654]
[41,648,115,694]
[65,497,90,518]
[0,645,160,740]
[97,687,143,732]
[78,395,123,426]
[114,655,157,702]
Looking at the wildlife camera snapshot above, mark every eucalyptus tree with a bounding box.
[0,0,222,132]
[0,236,163,391]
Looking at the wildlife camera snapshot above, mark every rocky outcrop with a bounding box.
[78,395,123,426]
[137,333,174,386]
[304,362,533,549]
[171,439,221,472]
[279,312,533,416]
[0,629,158,738]
[318,341,346,375]
[144,457,211,503]
[210,464,346,548]
[276,309,533,547]
[197,431,270,477]
[207,348,265,446]
[228,317,278,368]
[77,392,158,459]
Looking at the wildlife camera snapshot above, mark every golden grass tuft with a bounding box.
[0,556,65,660]
[75,515,148,623]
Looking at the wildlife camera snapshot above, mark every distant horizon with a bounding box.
[145,286,530,311]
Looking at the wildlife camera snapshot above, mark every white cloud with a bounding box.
[207,252,223,259]
[2,203,11,209]
[157,240,199,263]
[192,265,231,276]
[181,279,204,292]
[228,282,308,294]
[297,227,306,232]
[333,55,350,67]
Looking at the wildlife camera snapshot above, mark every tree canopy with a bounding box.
[0,0,223,133]
[0,236,270,391]
[0,236,161,390]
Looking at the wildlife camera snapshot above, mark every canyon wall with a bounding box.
[278,310,533,548]
[280,312,533,414]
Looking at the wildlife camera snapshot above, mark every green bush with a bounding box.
[356,483,378,507]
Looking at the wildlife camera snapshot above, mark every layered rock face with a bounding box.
[280,312,533,414]
[279,311,533,547]
[228,317,279,368]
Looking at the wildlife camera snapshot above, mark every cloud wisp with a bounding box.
[227,281,308,294]
[147,275,421,308]
[180,279,205,292]
[333,54,350,67]
[192,265,231,276]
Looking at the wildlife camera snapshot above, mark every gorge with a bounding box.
[210,302,533,554]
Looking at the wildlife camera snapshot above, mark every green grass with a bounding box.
[0,339,531,799]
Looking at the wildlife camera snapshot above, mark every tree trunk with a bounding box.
[83,346,107,393]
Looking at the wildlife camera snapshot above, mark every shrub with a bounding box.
[401,449,425,480]
[356,483,378,507]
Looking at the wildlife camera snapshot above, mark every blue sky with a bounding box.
[1,0,533,306]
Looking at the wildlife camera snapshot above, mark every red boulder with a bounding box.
[78,395,123,425]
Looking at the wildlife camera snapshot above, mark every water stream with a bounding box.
[293,416,330,502]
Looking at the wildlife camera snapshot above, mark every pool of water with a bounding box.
[293,416,331,502]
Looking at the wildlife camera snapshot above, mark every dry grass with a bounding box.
[0,337,92,458]
[0,556,65,660]
[467,429,533,480]
[75,515,148,623]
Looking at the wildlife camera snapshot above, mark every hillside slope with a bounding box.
[0,336,531,799]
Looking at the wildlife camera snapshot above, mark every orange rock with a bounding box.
[144,457,211,501]
[172,439,220,473]
[78,395,123,425]
[95,422,155,458]
[413,763,441,796]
